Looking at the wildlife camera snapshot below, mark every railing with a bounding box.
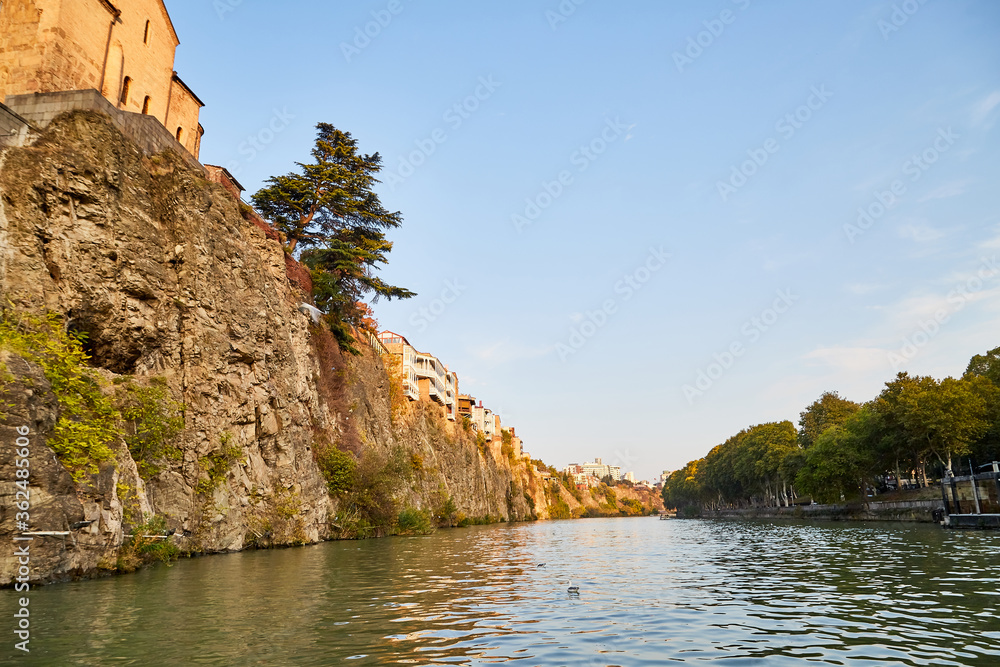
[942,470,1000,516]
[358,328,388,356]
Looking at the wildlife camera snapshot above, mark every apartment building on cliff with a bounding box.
[378,331,459,420]
[378,332,524,459]
[0,0,205,161]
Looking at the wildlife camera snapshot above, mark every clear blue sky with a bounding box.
[169,0,1000,480]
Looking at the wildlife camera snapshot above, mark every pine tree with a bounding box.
[252,123,414,352]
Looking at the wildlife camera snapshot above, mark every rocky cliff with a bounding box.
[0,111,658,585]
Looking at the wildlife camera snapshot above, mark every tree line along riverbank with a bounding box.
[662,346,1000,515]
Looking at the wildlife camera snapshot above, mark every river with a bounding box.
[3,517,999,665]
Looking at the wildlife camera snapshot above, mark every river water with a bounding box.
[3,517,1000,665]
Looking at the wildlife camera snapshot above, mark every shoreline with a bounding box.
[697,499,943,524]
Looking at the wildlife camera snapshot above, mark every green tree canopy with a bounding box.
[252,123,402,253]
[965,345,1000,387]
[662,460,703,510]
[252,123,414,352]
[889,373,994,473]
[798,391,861,448]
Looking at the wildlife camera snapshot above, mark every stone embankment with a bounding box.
[704,499,944,523]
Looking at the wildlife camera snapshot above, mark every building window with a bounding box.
[119,76,131,106]
[143,20,150,44]
[141,96,150,114]
[176,127,183,142]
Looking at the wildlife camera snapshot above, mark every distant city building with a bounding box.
[623,471,636,483]
[563,458,624,485]
[581,457,621,482]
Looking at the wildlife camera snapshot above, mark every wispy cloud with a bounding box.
[972,90,1000,127]
[846,282,890,295]
[979,227,1000,250]
[470,337,552,364]
[898,222,946,243]
[803,346,887,374]
[916,180,968,203]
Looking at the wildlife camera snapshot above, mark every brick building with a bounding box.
[0,0,204,158]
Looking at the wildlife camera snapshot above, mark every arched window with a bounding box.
[119,76,131,106]
[176,127,183,142]
[143,20,150,44]
[141,96,150,114]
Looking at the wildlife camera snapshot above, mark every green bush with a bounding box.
[457,513,495,527]
[318,445,356,494]
[330,446,413,539]
[116,515,179,572]
[0,308,116,481]
[620,498,645,516]
[115,378,184,479]
[197,435,243,495]
[396,507,434,536]
[680,505,701,519]
[434,491,458,527]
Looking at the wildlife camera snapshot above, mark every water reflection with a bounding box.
[3,518,999,665]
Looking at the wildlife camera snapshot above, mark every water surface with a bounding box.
[3,518,999,665]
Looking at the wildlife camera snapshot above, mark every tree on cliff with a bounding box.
[252,123,414,352]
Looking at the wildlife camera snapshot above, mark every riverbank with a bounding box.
[701,499,943,523]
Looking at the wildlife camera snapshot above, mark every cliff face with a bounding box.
[0,112,660,585]
[0,111,563,584]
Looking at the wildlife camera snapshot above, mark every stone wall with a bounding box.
[0,0,203,156]
[704,499,944,523]
[4,89,203,173]
[107,0,180,127]
[0,0,115,100]
[166,75,203,158]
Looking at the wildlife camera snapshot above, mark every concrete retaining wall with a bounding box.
[704,499,944,523]
[0,102,34,148]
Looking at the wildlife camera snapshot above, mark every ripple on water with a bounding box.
[4,518,1000,665]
